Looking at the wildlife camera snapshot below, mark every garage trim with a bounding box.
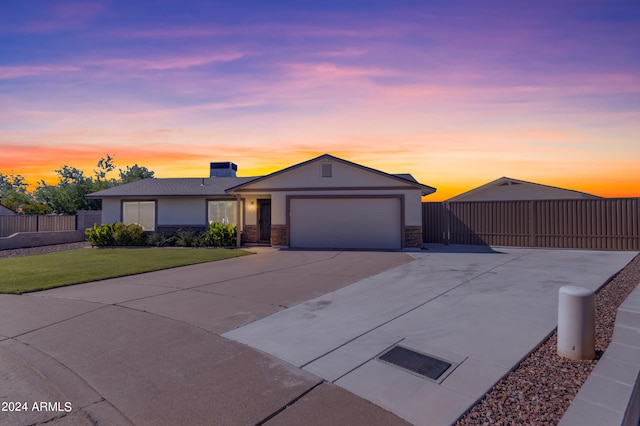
[285,194,406,248]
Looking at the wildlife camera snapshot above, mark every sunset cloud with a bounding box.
[89,52,246,71]
[0,65,81,79]
[17,1,108,33]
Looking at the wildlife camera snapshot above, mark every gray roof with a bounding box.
[393,173,418,183]
[87,155,436,199]
[86,177,261,199]
[446,177,601,202]
[0,204,16,215]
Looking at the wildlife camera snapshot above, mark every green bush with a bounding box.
[113,222,146,246]
[85,222,145,247]
[147,232,177,247]
[85,223,115,247]
[176,230,199,247]
[202,222,237,247]
[86,223,236,248]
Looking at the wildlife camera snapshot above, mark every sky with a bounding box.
[1,0,639,201]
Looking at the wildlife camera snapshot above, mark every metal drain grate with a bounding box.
[379,346,451,380]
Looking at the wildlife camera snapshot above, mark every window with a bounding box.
[208,200,238,225]
[122,201,155,231]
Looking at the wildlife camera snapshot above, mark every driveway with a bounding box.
[0,247,636,426]
[0,249,413,426]
[226,246,637,425]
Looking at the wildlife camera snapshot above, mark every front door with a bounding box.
[258,199,271,242]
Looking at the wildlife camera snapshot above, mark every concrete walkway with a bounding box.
[225,246,637,426]
[0,246,636,425]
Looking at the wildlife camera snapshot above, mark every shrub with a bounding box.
[202,222,237,247]
[113,222,146,246]
[85,223,115,247]
[147,232,177,247]
[176,230,198,247]
[85,222,145,247]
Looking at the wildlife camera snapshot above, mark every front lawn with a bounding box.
[0,248,252,294]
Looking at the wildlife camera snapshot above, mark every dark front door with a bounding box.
[258,199,271,242]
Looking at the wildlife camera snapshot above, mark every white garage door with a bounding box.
[289,198,402,249]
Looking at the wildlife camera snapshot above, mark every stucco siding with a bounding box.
[157,198,205,226]
[404,190,423,226]
[242,195,269,226]
[270,193,287,225]
[242,160,414,190]
[102,199,121,224]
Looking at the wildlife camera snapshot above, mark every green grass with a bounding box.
[0,248,252,294]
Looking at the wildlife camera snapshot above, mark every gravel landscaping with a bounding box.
[456,253,640,426]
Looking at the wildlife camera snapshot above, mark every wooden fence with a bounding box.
[0,215,77,237]
[423,198,640,250]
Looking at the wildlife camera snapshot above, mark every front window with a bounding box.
[208,200,237,225]
[122,201,155,230]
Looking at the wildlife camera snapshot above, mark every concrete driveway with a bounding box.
[0,249,412,426]
[0,247,636,426]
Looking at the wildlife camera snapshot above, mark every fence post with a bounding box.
[529,201,537,247]
[443,202,450,245]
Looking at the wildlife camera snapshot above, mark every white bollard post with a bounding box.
[557,286,595,360]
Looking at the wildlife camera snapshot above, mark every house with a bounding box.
[0,203,16,215]
[0,190,16,215]
[86,154,436,250]
[446,177,600,202]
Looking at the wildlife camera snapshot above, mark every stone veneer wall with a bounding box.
[404,226,423,248]
[270,225,287,247]
[242,225,258,243]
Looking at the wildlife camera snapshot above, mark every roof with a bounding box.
[447,177,601,202]
[86,154,436,199]
[226,154,436,196]
[393,173,418,183]
[86,176,260,199]
[0,204,16,215]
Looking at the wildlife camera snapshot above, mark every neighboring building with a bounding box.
[446,177,600,202]
[0,204,16,215]
[86,154,436,250]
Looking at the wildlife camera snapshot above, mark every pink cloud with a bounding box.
[284,62,390,79]
[309,48,367,58]
[90,52,246,71]
[0,51,245,81]
[110,22,400,40]
[0,65,81,79]
[26,2,107,32]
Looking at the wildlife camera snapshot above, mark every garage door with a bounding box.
[289,198,402,249]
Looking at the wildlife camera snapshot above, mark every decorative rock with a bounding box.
[456,254,640,425]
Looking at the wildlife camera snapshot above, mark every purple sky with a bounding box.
[1,1,639,199]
